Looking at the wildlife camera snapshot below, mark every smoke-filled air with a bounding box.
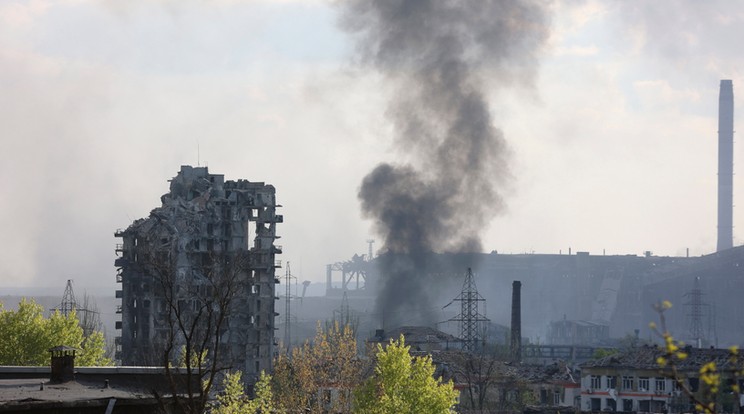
[339,0,550,327]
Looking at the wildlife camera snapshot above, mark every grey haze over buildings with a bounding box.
[1,0,744,299]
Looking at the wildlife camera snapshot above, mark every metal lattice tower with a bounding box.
[58,279,77,317]
[447,268,489,352]
[52,279,98,334]
[366,239,375,261]
[284,262,296,349]
[684,276,709,347]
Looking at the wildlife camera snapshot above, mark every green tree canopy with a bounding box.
[353,335,458,414]
[213,370,274,414]
[591,348,619,360]
[0,298,111,366]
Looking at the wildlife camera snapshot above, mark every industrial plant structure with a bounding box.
[114,166,282,378]
[113,79,739,374]
[321,246,744,351]
[315,80,743,350]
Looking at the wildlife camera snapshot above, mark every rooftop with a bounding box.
[581,345,734,371]
[0,366,195,412]
[0,377,155,408]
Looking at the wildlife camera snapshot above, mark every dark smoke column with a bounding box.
[340,0,549,327]
[718,80,734,252]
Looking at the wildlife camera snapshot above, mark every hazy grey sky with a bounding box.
[1,0,743,294]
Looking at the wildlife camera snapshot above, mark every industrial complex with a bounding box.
[114,81,741,366]
[101,80,744,413]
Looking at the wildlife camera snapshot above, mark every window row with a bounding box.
[589,375,678,392]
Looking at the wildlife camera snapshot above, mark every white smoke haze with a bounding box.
[0,0,381,293]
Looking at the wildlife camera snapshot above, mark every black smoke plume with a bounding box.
[340,0,549,327]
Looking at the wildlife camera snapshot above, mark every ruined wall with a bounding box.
[114,165,282,378]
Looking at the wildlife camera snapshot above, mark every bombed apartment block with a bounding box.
[114,166,282,377]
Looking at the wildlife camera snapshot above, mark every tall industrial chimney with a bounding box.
[510,280,522,363]
[718,80,734,252]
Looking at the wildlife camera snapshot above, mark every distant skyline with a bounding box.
[2,0,744,295]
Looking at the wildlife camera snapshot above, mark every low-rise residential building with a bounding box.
[580,345,740,413]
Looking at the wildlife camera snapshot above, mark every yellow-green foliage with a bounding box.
[177,345,208,368]
[214,370,248,414]
[592,348,618,360]
[651,300,742,414]
[0,299,111,366]
[353,335,458,414]
[272,322,364,413]
[213,370,274,414]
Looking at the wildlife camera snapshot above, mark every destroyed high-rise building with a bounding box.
[114,166,282,376]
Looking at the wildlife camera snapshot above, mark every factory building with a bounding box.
[330,247,744,347]
[114,166,282,378]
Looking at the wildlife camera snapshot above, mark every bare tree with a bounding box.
[79,293,103,338]
[140,233,250,414]
[450,351,501,411]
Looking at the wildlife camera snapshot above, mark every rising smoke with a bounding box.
[339,0,549,327]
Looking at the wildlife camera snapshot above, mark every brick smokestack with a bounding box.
[511,280,521,363]
[718,79,734,252]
